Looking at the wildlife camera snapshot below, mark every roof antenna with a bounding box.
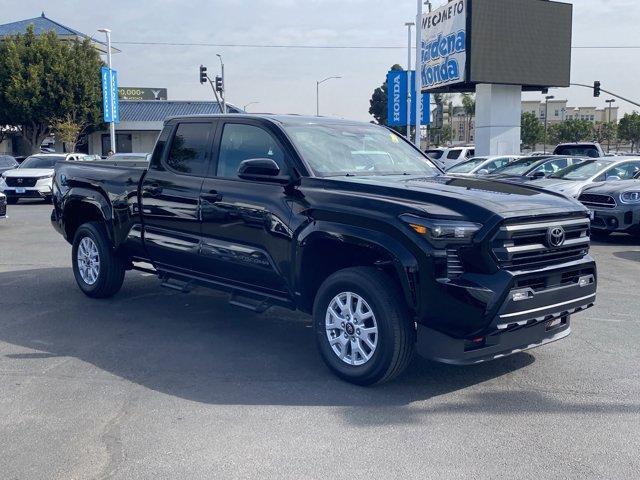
[41,11,46,17]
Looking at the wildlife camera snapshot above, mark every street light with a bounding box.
[405,22,415,140]
[216,54,226,114]
[98,28,116,154]
[243,102,260,112]
[606,99,616,153]
[316,76,341,117]
[544,95,555,154]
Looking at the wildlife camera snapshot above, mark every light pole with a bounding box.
[216,54,226,114]
[316,76,341,117]
[544,95,554,154]
[405,22,415,140]
[98,28,116,154]
[243,102,259,112]
[606,99,616,153]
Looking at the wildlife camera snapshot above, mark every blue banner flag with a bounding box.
[101,67,120,124]
[386,70,430,127]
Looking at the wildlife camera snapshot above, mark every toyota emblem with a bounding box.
[547,226,566,248]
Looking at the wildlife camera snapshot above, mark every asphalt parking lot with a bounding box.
[1,202,639,480]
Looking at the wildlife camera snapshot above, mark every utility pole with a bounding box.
[606,98,616,153]
[217,54,226,114]
[98,28,116,154]
[316,76,341,117]
[405,22,415,141]
[414,0,428,148]
[544,95,554,154]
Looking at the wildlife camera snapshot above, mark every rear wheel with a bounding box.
[313,267,415,386]
[72,222,126,298]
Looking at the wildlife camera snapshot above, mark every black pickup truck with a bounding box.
[51,115,597,385]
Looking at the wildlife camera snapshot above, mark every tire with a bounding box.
[72,222,126,298]
[313,267,415,386]
[6,197,18,205]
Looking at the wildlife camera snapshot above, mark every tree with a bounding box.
[0,25,104,154]
[52,118,83,153]
[618,112,640,153]
[593,122,617,148]
[547,119,594,144]
[521,112,544,149]
[369,64,403,127]
[461,93,475,144]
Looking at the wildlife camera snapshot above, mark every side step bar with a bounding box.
[229,293,273,313]
[159,275,195,294]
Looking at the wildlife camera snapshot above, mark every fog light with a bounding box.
[512,289,534,302]
[578,275,592,288]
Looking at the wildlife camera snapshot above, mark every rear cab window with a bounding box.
[163,123,213,176]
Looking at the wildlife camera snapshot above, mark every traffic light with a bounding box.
[199,65,208,84]
[215,76,224,93]
[594,81,601,98]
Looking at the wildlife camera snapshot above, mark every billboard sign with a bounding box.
[119,87,168,101]
[387,70,430,127]
[101,67,120,123]
[421,0,468,91]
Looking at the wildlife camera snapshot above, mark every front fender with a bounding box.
[295,220,420,311]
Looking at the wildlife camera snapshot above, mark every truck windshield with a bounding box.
[549,160,613,180]
[283,123,439,177]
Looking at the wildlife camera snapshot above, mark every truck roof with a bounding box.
[165,113,375,127]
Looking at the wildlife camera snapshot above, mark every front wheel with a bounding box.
[72,222,126,298]
[313,267,415,386]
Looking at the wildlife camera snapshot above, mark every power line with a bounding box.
[112,40,640,50]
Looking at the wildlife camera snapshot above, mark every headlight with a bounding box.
[400,214,482,245]
[620,191,640,204]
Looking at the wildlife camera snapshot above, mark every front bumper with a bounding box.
[2,187,52,199]
[591,208,639,233]
[416,257,597,365]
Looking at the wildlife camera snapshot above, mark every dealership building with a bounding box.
[86,101,240,156]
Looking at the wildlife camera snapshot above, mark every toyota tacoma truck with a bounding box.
[51,115,597,385]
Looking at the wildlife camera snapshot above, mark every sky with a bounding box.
[2,0,639,121]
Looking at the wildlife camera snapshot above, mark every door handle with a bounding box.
[201,190,223,203]
[143,184,163,196]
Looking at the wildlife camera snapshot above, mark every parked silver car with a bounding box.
[445,155,520,176]
[534,158,640,198]
[578,170,640,238]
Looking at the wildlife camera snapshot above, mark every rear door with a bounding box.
[140,120,216,272]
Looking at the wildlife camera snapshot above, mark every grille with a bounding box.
[6,177,38,187]
[579,193,617,209]
[492,216,591,271]
[446,249,464,278]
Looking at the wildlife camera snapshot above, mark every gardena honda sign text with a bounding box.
[421,0,467,90]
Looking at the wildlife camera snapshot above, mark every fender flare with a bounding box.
[295,220,420,310]
[61,187,114,243]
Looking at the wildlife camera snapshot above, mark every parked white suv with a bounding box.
[0,153,87,204]
[441,146,475,166]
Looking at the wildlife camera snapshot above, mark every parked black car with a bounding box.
[51,115,597,385]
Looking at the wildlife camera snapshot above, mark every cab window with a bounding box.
[165,123,212,176]
[447,149,462,160]
[216,123,286,179]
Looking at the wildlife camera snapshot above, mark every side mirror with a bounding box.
[238,158,291,184]
[532,171,546,179]
[477,169,490,175]
[606,175,621,181]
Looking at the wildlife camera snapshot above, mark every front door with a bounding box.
[140,120,215,273]
[198,120,295,296]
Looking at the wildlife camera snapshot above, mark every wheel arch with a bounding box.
[61,188,114,246]
[294,221,420,314]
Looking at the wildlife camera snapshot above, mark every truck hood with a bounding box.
[323,175,585,221]
[3,168,54,178]
[582,179,640,195]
